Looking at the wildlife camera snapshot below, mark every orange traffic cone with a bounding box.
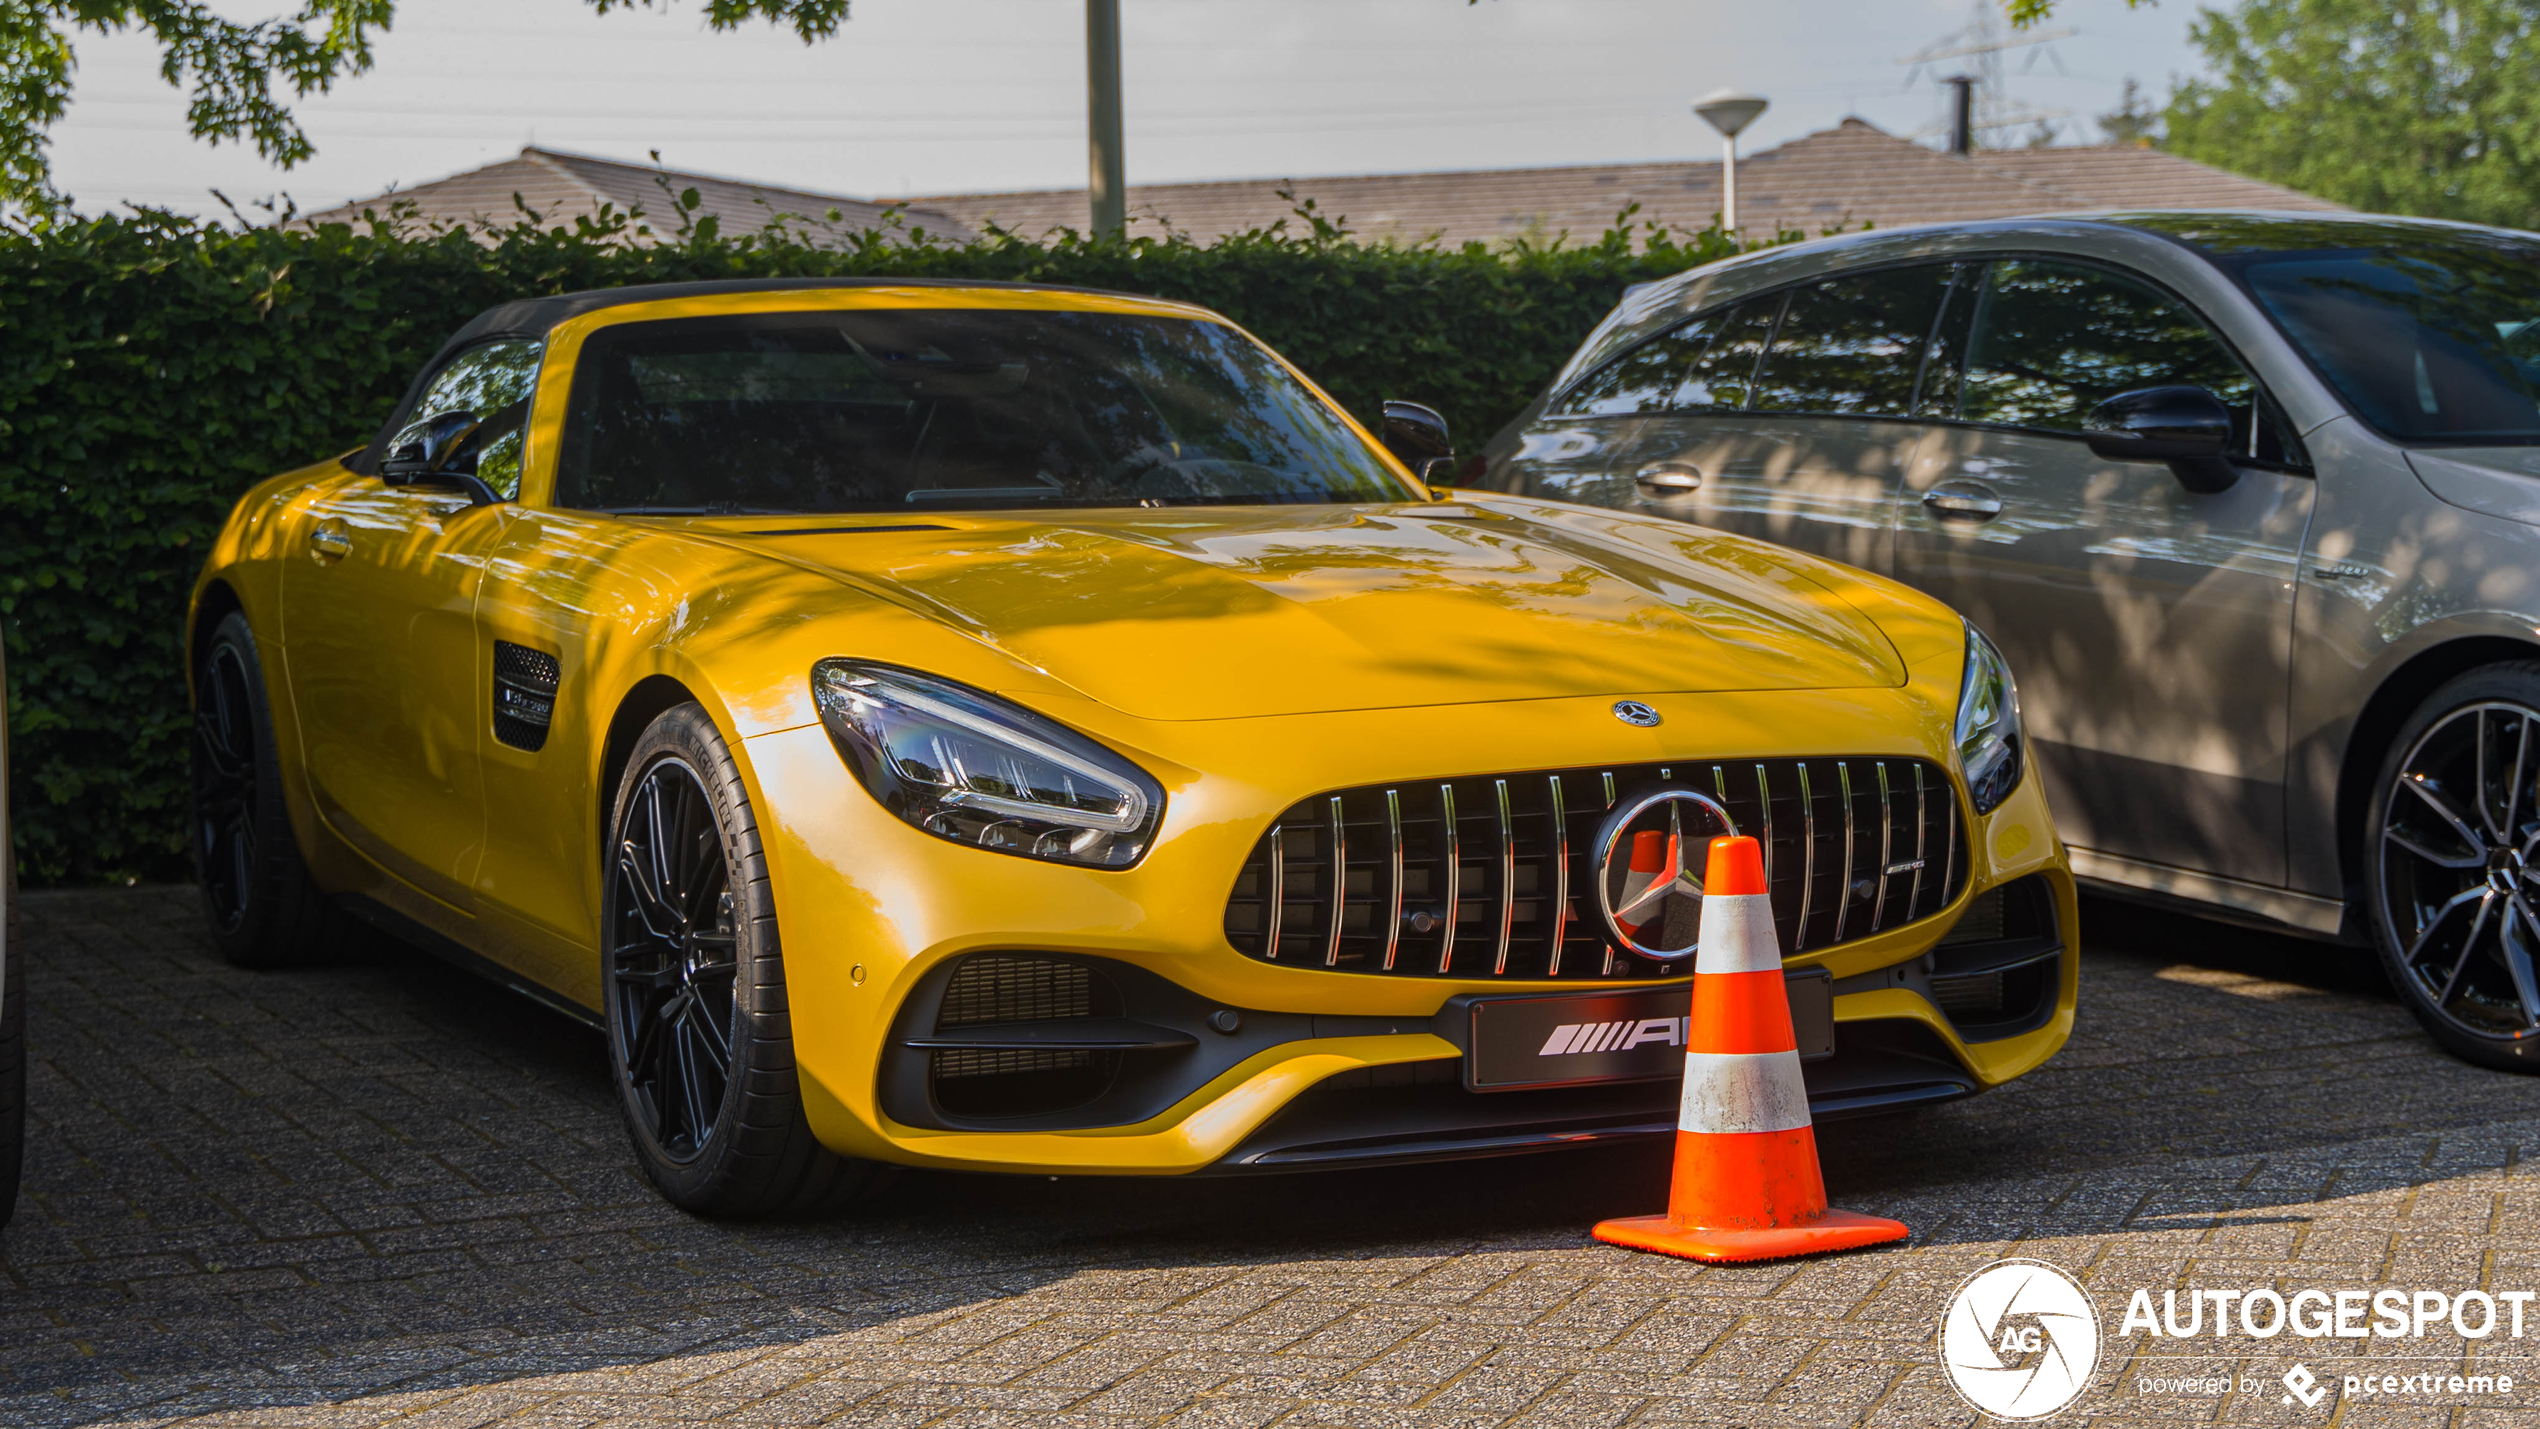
[1593,834,1910,1264]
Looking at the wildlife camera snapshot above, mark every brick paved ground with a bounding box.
[8,889,2540,1428]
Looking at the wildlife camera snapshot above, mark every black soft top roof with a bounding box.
[356,276,1145,473]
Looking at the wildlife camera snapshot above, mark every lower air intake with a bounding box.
[927,954,1120,1118]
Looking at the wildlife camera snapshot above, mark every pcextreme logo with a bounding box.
[1939,1259,2103,1420]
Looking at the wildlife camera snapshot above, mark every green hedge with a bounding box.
[0,196,1753,886]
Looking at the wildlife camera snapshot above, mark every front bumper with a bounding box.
[737,685,2077,1176]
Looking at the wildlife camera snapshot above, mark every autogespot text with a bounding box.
[2120,1287,2535,1341]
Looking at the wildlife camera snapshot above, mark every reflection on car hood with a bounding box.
[731,501,1907,721]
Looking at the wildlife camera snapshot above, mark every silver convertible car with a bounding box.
[1476,211,2540,1072]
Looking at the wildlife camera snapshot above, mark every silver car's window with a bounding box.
[1549,296,1779,417]
[553,309,1412,513]
[2240,249,2540,444]
[1749,265,1954,417]
[1959,261,2256,433]
[401,340,542,499]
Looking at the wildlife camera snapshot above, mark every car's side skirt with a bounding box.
[2067,845,2350,940]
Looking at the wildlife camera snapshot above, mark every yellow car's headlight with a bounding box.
[1954,623,2025,816]
[810,659,1164,868]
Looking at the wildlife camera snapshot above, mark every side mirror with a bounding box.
[381,410,505,506]
[1380,400,1454,487]
[2082,385,2239,494]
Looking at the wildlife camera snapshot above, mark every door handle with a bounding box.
[308,521,351,562]
[1922,481,2002,521]
[1634,461,1703,497]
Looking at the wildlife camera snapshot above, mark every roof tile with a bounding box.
[908,119,2345,246]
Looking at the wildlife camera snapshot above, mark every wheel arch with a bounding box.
[598,674,705,847]
[187,579,246,700]
[2336,634,2540,898]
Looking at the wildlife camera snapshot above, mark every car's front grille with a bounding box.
[1223,757,1967,980]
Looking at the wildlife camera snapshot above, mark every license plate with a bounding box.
[1463,971,1834,1092]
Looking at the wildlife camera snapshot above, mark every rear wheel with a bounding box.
[2368,663,2540,1070]
[191,613,331,967]
[603,703,884,1215]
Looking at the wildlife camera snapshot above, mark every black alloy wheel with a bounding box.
[2371,669,2540,1070]
[607,756,739,1162]
[189,613,330,967]
[600,703,883,1214]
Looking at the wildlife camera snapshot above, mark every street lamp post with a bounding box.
[1087,0,1125,239]
[1693,88,1768,235]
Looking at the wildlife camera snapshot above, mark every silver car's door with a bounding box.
[1524,296,1774,518]
[1893,257,2315,886]
[1599,264,1959,574]
[1508,299,1778,510]
[1489,412,1643,510]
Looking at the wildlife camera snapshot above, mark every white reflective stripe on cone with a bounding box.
[1677,1049,1812,1134]
[1694,894,1779,975]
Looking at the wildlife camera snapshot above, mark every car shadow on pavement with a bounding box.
[7,887,2540,1426]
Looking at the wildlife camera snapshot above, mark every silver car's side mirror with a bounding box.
[2082,385,2239,495]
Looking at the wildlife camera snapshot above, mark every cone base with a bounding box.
[1591,1208,1909,1264]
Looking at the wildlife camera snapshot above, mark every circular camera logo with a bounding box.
[1938,1258,2101,1420]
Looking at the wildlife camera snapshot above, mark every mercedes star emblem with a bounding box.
[1591,787,1737,960]
[1612,700,1662,727]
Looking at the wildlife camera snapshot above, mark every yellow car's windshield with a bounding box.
[552,308,1416,513]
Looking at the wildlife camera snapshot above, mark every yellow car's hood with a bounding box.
[735,502,1906,721]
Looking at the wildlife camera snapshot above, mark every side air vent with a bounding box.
[491,641,560,751]
[928,955,1124,1119]
[1926,874,2062,1038]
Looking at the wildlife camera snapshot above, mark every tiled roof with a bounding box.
[907,120,2345,247]
[302,147,977,246]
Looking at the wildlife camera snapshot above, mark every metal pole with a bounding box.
[1721,134,1737,235]
[1086,0,1125,239]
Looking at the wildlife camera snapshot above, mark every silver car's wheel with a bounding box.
[2372,687,2540,1068]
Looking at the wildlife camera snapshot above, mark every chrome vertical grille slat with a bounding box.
[1492,779,1516,975]
[1910,765,1929,920]
[1435,782,1460,974]
[1323,795,1347,968]
[1833,763,1858,945]
[1226,756,1969,979]
[1262,826,1284,958]
[1546,775,1571,976]
[1795,762,1817,953]
[1871,762,1895,928]
[1383,789,1405,971]
[1755,763,1776,885]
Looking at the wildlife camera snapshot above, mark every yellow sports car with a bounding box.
[188,279,2075,1213]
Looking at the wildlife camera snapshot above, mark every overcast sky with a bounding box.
[46,0,2207,219]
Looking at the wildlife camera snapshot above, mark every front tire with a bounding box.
[191,613,331,967]
[2367,662,2540,1071]
[603,703,882,1215]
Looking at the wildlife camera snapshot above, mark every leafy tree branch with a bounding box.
[0,0,851,215]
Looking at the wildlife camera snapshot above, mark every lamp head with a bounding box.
[1694,88,1769,139]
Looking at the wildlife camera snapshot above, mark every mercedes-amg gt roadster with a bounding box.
[188,279,2076,1212]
